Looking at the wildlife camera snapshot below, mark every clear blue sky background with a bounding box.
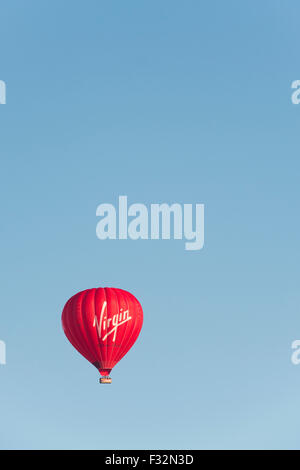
[0,0,300,450]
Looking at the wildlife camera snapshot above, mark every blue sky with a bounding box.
[0,0,300,449]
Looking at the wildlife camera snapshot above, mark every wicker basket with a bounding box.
[100,377,112,384]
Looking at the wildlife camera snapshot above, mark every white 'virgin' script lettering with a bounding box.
[93,301,132,342]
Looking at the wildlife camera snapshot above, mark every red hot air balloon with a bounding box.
[61,287,143,384]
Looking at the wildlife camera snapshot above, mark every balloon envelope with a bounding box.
[61,287,143,378]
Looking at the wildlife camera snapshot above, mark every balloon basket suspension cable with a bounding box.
[100,377,112,384]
